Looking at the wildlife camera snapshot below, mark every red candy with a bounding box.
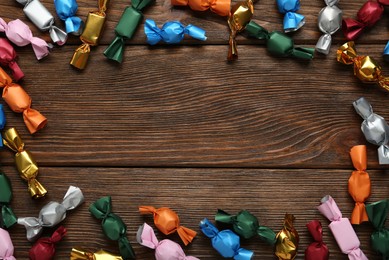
[0,38,24,81]
[29,226,67,260]
[305,220,329,260]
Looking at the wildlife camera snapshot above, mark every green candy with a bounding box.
[245,21,314,60]
[215,209,276,245]
[89,196,135,259]
[104,0,155,63]
[0,171,17,229]
[366,199,389,259]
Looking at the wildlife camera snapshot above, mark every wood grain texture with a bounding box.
[4,166,388,259]
[0,45,389,168]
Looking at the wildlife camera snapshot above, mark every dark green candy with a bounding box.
[0,171,17,229]
[245,21,314,60]
[366,199,389,259]
[89,196,135,259]
[215,209,276,245]
[104,0,154,63]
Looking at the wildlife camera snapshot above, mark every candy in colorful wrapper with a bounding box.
[3,128,47,199]
[54,0,84,35]
[0,38,24,81]
[137,222,200,260]
[349,145,370,224]
[199,218,254,259]
[227,0,254,61]
[0,171,17,229]
[144,19,206,45]
[366,199,389,259]
[276,0,305,32]
[171,0,230,16]
[104,0,155,63]
[275,213,299,260]
[0,18,49,60]
[17,185,84,241]
[71,248,124,260]
[315,0,342,55]
[342,0,389,41]
[29,226,67,260]
[0,104,5,149]
[353,97,389,164]
[90,196,135,259]
[15,0,67,45]
[0,69,47,134]
[337,41,389,92]
[215,209,276,245]
[0,228,15,260]
[318,195,368,260]
[139,206,197,246]
[246,21,314,60]
[70,0,109,70]
[305,220,329,260]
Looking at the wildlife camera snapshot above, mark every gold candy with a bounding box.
[70,248,123,260]
[275,213,299,260]
[2,128,47,198]
[70,0,109,69]
[337,41,389,92]
[227,0,254,61]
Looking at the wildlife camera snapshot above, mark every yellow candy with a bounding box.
[275,213,299,260]
[70,248,123,260]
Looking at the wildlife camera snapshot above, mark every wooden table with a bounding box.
[1,0,388,258]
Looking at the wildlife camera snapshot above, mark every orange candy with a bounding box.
[171,0,230,16]
[139,206,197,245]
[348,145,371,224]
[0,67,46,134]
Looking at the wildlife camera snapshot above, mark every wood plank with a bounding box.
[4,166,388,259]
[1,0,389,45]
[1,44,388,168]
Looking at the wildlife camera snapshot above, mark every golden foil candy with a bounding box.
[2,128,47,198]
[227,0,254,61]
[275,213,299,260]
[337,41,389,92]
[70,248,123,260]
[70,0,109,69]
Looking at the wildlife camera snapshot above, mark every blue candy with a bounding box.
[276,0,305,32]
[54,0,84,35]
[200,218,253,260]
[144,19,207,45]
[0,104,6,149]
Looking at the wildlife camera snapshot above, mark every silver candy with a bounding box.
[316,0,342,55]
[353,97,389,164]
[18,186,84,241]
[16,0,67,45]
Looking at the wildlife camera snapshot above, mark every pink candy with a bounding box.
[0,18,49,60]
[0,228,16,260]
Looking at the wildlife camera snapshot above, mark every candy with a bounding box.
[3,128,47,198]
[144,19,206,45]
[215,209,276,245]
[200,218,253,259]
[139,206,197,245]
[337,41,389,92]
[316,0,342,54]
[348,145,370,224]
[0,171,17,229]
[227,0,254,61]
[245,21,314,60]
[0,38,24,81]
[276,0,305,32]
[353,97,389,164]
[0,228,15,260]
[70,248,123,260]
[0,104,5,149]
[305,220,329,260]
[89,196,135,259]
[15,0,67,45]
[54,0,84,35]
[29,226,67,260]
[104,0,154,63]
[171,0,230,16]
[17,186,83,241]
[318,195,368,260]
[0,18,49,60]
[275,213,299,260]
[70,0,109,70]
[366,199,389,259]
[137,223,199,260]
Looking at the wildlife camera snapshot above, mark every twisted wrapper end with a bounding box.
[104,37,125,63]
[177,225,197,245]
[65,17,84,36]
[28,178,47,199]
[70,43,91,69]
[49,25,68,45]
[336,41,358,65]
[283,12,305,32]
[342,18,365,41]
[23,109,47,134]
[316,34,332,55]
